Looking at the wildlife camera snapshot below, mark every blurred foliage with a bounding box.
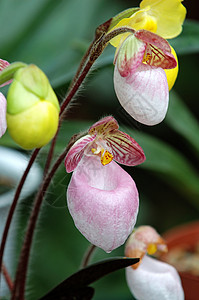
[0,0,199,299]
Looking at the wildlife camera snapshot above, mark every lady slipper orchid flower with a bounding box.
[114,30,177,125]
[65,116,145,252]
[125,226,184,300]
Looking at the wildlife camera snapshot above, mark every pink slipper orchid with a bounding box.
[114,30,177,126]
[0,59,10,137]
[65,116,145,252]
[125,226,184,300]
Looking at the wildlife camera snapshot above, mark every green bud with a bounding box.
[6,64,60,150]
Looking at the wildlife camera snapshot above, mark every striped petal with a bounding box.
[105,130,145,166]
[65,134,95,173]
[126,255,184,300]
[0,92,7,137]
[67,155,139,252]
[114,62,169,125]
[89,116,119,137]
[114,34,146,77]
[135,30,177,69]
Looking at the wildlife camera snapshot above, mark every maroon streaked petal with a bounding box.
[89,116,119,137]
[0,59,12,87]
[105,130,145,166]
[144,44,177,69]
[135,30,171,53]
[64,134,96,173]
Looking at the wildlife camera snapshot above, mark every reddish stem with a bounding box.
[2,263,13,292]
[11,147,69,300]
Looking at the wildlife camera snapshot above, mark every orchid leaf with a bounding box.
[166,91,199,154]
[170,19,199,55]
[39,257,139,300]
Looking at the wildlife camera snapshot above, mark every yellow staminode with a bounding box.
[110,0,186,48]
[101,150,113,166]
[165,46,179,91]
[147,243,157,255]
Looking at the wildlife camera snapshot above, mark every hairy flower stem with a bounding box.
[81,244,97,268]
[11,147,70,300]
[0,148,40,288]
[2,263,13,292]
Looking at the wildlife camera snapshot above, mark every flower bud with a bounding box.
[6,64,60,149]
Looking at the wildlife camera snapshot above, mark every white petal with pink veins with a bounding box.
[0,92,7,137]
[126,255,184,300]
[67,155,139,252]
[114,62,169,125]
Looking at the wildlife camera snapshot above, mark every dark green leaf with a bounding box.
[166,91,199,154]
[39,257,139,300]
[171,20,199,55]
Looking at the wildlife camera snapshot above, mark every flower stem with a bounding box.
[2,263,13,292]
[81,244,97,268]
[11,146,69,300]
[0,148,40,287]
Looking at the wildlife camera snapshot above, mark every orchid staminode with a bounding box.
[125,226,184,300]
[114,30,177,125]
[65,116,145,252]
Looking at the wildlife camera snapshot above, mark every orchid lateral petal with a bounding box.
[89,116,119,136]
[114,62,169,125]
[114,35,146,77]
[67,155,139,252]
[65,134,95,173]
[135,30,171,53]
[144,44,177,69]
[0,59,11,87]
[105,130,145,166]
[0,92,7,137]
[126,256,184,300]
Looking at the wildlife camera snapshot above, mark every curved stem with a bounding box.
[0,148,40,287]
[11,147,69,300]
[81,244,96,269]
[2,263,13,292]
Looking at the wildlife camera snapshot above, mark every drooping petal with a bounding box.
[114,62,169,125]
[105,130,145,166]
[88,115,119,137]
[67,155,139,252]
[0,59,11,87]
[65,134,96,173]
[140,0,187,39]
[135,30,177,69]
[126,255,184,300]
[0,92,7,137]
[114,35,146,77]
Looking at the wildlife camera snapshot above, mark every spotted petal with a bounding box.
[114,62,169,125]
[105,130,145,166]
[0,92,7,137]
[65,134,95,173]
